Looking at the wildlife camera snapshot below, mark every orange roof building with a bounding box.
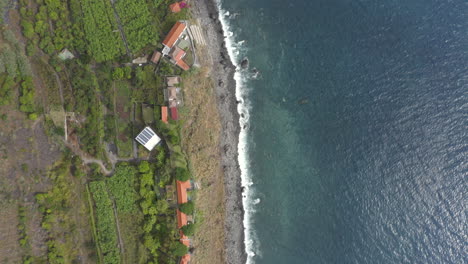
[177,209,188,228]
[176,180,191,204]
[176,59,190,71]
[169,2,181,13]
[172,47,186,62]
[161,106,168,124]
[162,22,186,54]
[175,179,192,263]
[181,254,191,264]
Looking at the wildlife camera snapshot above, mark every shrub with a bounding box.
[175,167,190,182]
[179,201,194,215]
[173,242,188,257]
[181,223,195,236]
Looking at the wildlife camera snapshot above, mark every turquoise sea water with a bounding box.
[218,0,467,263]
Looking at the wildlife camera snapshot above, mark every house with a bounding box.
[181,254,191,264]
[176,179,192,263]
[151,51,162,64]
[170,46,190,71]
[135,127,161,151]
[166,76,180,87]
[161,106,168,124]
[176,59,190,71]
[164,86,183,107]
[162,21,187,55]
[170,107,179,120]
[177,209,188,228]
[171,46,186,62]
[176,180,191,204]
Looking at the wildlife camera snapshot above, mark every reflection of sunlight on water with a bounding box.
[217,3,259,262]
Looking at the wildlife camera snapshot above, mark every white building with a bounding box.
[135,127,161,151]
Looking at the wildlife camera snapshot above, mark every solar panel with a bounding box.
[135,127,161,151]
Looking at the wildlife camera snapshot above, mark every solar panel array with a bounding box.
[135,127,157,146]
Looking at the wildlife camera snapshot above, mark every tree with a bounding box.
[156,199,168,213]
[175,167,190,182]
[179,201,194,215]
[173,242,188,257]
[181,223,195,236]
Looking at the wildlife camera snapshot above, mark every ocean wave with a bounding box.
[216,2,259,263]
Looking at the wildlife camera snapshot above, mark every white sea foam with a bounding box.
[216,2,258,263]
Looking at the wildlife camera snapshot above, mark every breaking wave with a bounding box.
[217,2,259,263]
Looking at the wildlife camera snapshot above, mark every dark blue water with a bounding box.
[219,0,468,263]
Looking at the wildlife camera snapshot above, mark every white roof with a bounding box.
[135,127,161,151]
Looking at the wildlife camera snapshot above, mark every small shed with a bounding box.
[169,2,181,13]
[132,56,148,64]
[58,49,75,60]
[161,106,168,124]
[151,51,162,64]
[135,127,161,151]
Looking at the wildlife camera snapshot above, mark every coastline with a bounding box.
[190,0,247,263]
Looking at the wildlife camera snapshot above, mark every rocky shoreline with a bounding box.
[190,0,247,263]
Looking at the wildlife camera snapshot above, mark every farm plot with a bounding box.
[114,81,133,157]
[80,0,125,62]
[114,0,156,53]
[89,181,121,264]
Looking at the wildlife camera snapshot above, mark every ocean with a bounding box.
[217,0,468,263]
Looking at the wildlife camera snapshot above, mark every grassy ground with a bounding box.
[179,49,226,263]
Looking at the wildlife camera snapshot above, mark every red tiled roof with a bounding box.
[162,22,186,49]
[180,234,190,246]
[176,59,190,71]
[169,2,181,13]
[176,180,191,204]
[177,209,187,229]
[181,254,191,264]
[170,107,179,120]
[161,106,168,124]
[174,49,186,62]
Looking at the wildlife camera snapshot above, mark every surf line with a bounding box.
[216,2,259,263]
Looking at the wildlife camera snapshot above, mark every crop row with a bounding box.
[81,0,125,61]
[89,181,121,264]
[115,0,156,52]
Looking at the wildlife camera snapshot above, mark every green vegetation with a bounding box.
[115,0,157,52]
[69,62,104,157]
[17,206,30,249]
[0,29,37,116]
[175,167,190,181]
[173,242,189,257]
[2,0,196,262]
[107,163,138,213]
[34,154,93,263]
[80,0,125,61]
[181,223,195,236]
[89,181,120,264]
[179,201,194,215]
